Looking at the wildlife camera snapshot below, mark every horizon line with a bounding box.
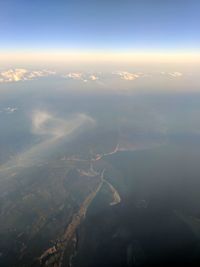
[1,51,200,63]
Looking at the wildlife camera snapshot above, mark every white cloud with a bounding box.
[113,71,143,81]
[0,69,56,83]
[88,75,99,81]
[0,107,18,114]
[63,72,99,82]
[65,72,83,80]
[4,107,18,113]
[0,69,28,82]
[161,71,183,79]
[168,72,183,78]
[32,111,53,136]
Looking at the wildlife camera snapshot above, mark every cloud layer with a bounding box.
[0,68,185,86]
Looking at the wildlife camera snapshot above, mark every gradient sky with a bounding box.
[0,0,200,53]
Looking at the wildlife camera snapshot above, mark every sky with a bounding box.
[0,0,200,54]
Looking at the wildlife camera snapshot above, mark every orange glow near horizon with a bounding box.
[1,51,200,64]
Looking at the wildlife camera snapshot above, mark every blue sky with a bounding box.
[0,0,200,52]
